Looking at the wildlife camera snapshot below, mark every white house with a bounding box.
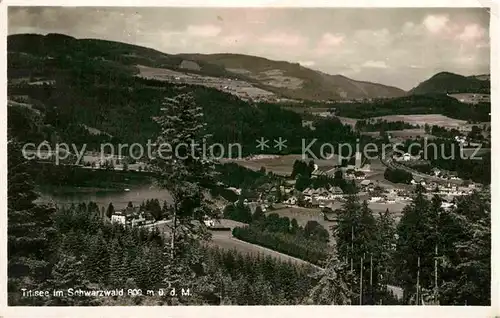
[111,214,126,225]
[111,206,142,226]
[360,179,372,187]
[369,196,383,203]
[454,136,467,145]
[441,202,456,210]
[285,196,298,206]
[203,217,215,228]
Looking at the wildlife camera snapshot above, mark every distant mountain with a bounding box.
[469,74,490,81]
[7,33,362,155]
[7,33,405,101]
[178,53,406,100]
[409,71,490,95]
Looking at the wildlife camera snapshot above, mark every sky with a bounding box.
[8,7,491,90]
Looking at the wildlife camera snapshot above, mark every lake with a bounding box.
[36,183,172,210]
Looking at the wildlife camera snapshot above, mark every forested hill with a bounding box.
[408,71,490,95]
[333,93,490,122]
[8,33,405,101]
[178,53,406,100]
[8,34,357,155]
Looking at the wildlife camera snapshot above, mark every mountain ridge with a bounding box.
[8,33,405,101]
[409,71,490,95]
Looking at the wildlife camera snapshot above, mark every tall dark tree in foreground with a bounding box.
[307,244,353,305]
[106,202,114,219]
[150,93,218,302]
[438,190,491,305]
[334,192,362,266]
[394,185,433,303]
[375,208,397,288]
[7,138,57,305]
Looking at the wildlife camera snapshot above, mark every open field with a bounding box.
[271,204,405,222]
[372,114,467,129]
[361,128,434,140]
[208,231,318,266]
[221,154,339,176]
[136,64,275,101]
[268,206,325,227]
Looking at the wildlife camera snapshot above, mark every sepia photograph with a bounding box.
[4,4,494,309]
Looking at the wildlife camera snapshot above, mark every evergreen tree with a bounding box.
[7,138,57,305]
[439,190,490,305]
[106,202,115,219]
[162,200,170,219]
[334,193,362,266]
[376,208,396,288]
[108,238,123,287]
[307,246,353,305]
[358,200,378,304]
[290,218,300,234]
[150,93,218,294]
[46,253,98,305]
[253,206,265,221]
[394,185,434,303]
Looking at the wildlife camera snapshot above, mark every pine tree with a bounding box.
[439,190,490,305]
[162,200,170,219]
[376,208,396,288]
[150,93,218,292]
[46,253,98,305]
[394,185,434,302]
[106,202,115,219]
[7,138,57,305]
[108,238,123,287]
[358,200,378,303]
[253,206,265,221]
[307,246,353,305]
[334,192,361,267]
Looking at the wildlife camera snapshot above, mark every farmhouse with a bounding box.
[203,216,216,228]
[111,206,145,226]
[359,179,372,187]
[285,196,298,206]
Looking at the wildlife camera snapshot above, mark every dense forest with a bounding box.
[332,94,490,122]
[384,168,413,184]
[355,119,419,132]
[8,77,357,157]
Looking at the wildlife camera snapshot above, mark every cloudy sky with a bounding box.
[8,7,490,90]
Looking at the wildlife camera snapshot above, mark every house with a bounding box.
[402,153,411,161]
[360,179,372,187]
[369,196,383,203]
[227,187,242,195]
[432,168,441,177]
[302,188,315,196]
[329,186,344,195]
[454,135,467,145]
[111,213,126,225]
[441,202,456,210]
[285,196,298,206]
[111,206,141,225]
[203,216,216,227]
[311,166,336,178]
